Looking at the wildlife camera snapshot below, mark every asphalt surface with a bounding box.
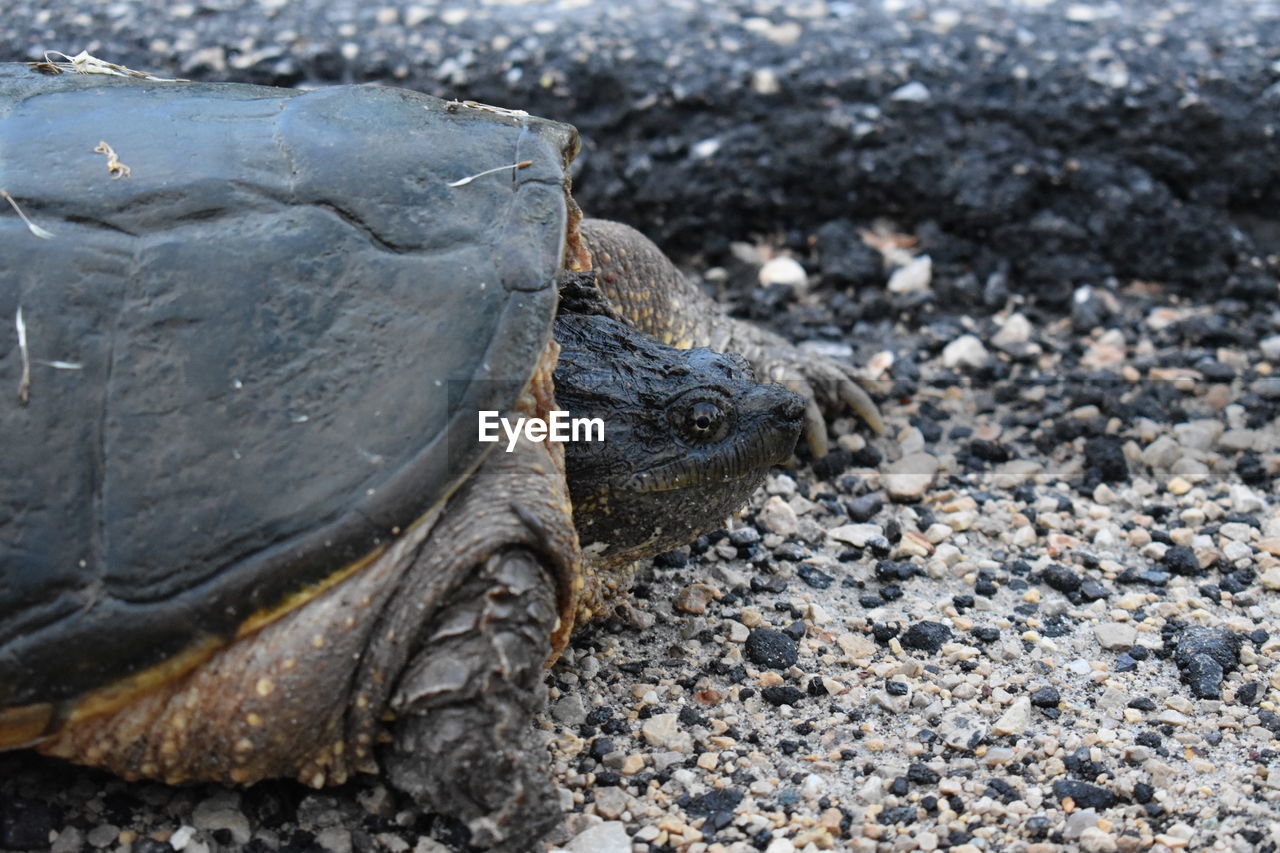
[4,0,1279,306]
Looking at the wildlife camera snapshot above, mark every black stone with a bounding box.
[907,763,940,785]
[797,565,834,590]
[815,219,885,287]
[1183,655,1226,699]
[968,439,1009,462]
[1172,626,1241,699]
[1051,780,1116,809]
[1079,579,1110,601]
[677,707,707,727]
[900,621,952,653]
[685,787,744,818]
[872,623,900,644]
[1084,436,1129,484]
[761,685,806,707]
[745,628,798,670]
[971,626,1001,643]
[1162,545,1203,576]
[1042,564,1082,593]
[846,493,885,522]
[974,578,998,597]
[1026,815,1051,839]
[654,549,690,568]
[1030,687,1060,708]
[782,620,807,641]
[1172,626,1240,672]
[812,450,856,482]
[773,542,807,562]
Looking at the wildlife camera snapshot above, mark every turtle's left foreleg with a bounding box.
[384,546,561,851]
[579,218,883,456]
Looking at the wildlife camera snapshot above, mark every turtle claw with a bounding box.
[798,389,830,459]
[838,377,886,436]
[757,346,884,457]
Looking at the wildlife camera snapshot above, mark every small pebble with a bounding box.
[883,453,939,502]
[886,255,933,293]
[564,821,631,853]
[759,256,808,290]
[745,628,799,669]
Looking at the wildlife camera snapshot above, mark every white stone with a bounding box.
[592,787,629,821]
[1220,522,1257,543]
[316,828,353,853]
[887,255,933,293]
[992,313,1033,350]
[884,453,939,501]
[856,775,884,804]
[641,713,689,751]
[1229,484,1265,514]
[992,697,1033,736]
[1260,334,1280,362]
[801,773,826,799]
[760,495,799,536]
[192,796,251,846]
[890,81,932,102]
[169,827,198,851]
[565,822,631,853]
[1094,622,1137,650]
[759,256,808,289]
[1141,435,1180,468]
[828,523,884,547]
[1174,420,1222,451]
[742,17,803,46]
[691,137,721,159]
[1223,540,1253,563]
[942,334,989,369]
[751,68,781,96]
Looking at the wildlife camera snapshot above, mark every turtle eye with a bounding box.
[675,398,730,444]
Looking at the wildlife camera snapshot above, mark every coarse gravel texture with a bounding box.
[3,1,1280,852]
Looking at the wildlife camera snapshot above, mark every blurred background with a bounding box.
[6,0,1279,319]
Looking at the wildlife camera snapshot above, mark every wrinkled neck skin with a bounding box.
[551,311,804,573]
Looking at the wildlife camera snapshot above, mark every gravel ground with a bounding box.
[3,1,1280,852]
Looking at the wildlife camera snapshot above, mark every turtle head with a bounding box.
[553,312,804,570]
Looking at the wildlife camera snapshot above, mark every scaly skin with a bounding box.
[580,218,885,457]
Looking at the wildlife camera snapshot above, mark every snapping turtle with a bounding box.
[0,64,878,848]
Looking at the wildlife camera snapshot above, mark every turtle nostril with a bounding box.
[775,391,805,423]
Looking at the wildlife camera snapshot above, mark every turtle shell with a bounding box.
[0,64,579,737]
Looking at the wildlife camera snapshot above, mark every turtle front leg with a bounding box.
[384,547,561,851]
[580,219,884,457]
